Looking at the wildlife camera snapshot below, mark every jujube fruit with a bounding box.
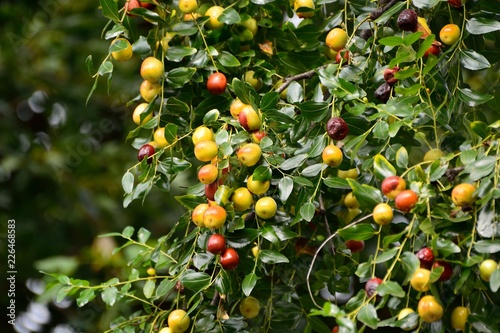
[322,144,343,167]
[168,309,190,333]
[397,9,418,32]
[439,23,460,45]
[417,295,443,323]
[374,82,392,103]
[326,28,348,51]
[451,183,476,207]
[410,268,431,291]
[239,296,260,319]
[364,277,383,298]
[207,233,226,254]
[220,247,239,270]
[395,189,418,212]
[381,175,406,200]
[207,72,227,95]
[137,144,155,164]
[372,203,393,225]
[203,205,227,229]
[326,117,349,140]
[451,306,469,331]
[416,247,435,269]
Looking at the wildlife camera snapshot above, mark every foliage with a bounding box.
[48,0,499,332]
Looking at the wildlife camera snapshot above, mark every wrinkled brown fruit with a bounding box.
[383,66,400,85]
[416,247,435,269]
[397,9,418,32]
[374,82,392,103]
[326,117,349,140]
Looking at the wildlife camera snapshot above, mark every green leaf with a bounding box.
[259,250,289,264]
[102,286,118,306]
[218,7,240,24]
[242,273,258,296]
[76,288,95,307]
[374,247,399,264]
[99,0,120,22]
[461,156,496,181]
[300,202,316,222]
[129,7,167,23]
[460,50,490,71]
[323,177,350,189]
[373,154,397,179]
[358,304,378,329]
[181,270,211,291]
[490,269,500,292]
[457,88,493,107]
[474,240,500,254]
[155,278,176,297]
[143,279,155,299]
[260,92,279,111]
[378,36,404,47]
[396,147,409,169]
[377,281,405,298]
[165,97,190,114]
[412,0,440,10]
[278,176,294,203]
[427,159,449,182]
[297,101,329,121]
[347,179,383,210]
[466,17,500,35]
[433,238,461,257]
[218,51,241,67]
[122,226,134,238]
[252,166,272,181]
[166,46,197,62]
[232,78,260,110]
[85,55,94,76]
[280,153,308,171]
[338,224,376,241]
[137,227,151,244]
[122,171,134,194]
[175,194,207,210]
[302,164,324,177]
[98,60,113,76]
[167,67,196,87]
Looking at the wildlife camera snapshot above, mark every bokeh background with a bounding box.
[0,1,188,332]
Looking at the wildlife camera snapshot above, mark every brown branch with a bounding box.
[275,65,328,94]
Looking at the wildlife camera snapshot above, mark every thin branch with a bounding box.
[275,65,327,94]
[306,213,373,308]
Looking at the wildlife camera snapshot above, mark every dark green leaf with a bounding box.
[323,177,350,189]
[180,270,211,291]
[167,67,196,87]
[338,224,376,241]
[300,202,316,222]
[280,153,308,171]
[252,166,272,181]
[460,50,490,71]
[242,273,258,296]
[166,46,197,62]
[218,51,241,67]
[259,250,289,264]
[457,88,493,107]
[99,0,120,22]
[461,156,496,181]
[218,7,240,24]
[466,18,500,35]
[474,240,500,254]
[297,101,329,121]
[358,304,378,329]
[155,278,177,297]
[377,281,405,298]
[175,194,207,210]
[347,179,383,210]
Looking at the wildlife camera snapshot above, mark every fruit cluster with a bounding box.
[66,0,500,332]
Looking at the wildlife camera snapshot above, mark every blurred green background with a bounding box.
[0,1,186,332]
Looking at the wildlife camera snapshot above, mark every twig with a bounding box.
[445,166,465,182]
[275,65,327,94]
[306,213,373,308]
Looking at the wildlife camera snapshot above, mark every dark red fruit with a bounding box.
[448,0,462,8]
[424,42,442,58]
[397,9,418,32]
[433,260,453,281]
[205,180,220,201]
[137,144,155,164]
[207,72,227,95]
[332,327,339,333]
[359,29,373,41]
[364,277,383,298]
[220,247,239,270]
[416,247,435,269]
[374,82,392,103]
[335,49,350,65]
[207,233,226,254]
[346,240,365,253]
[383,66,400,85]
[326,117,349,140]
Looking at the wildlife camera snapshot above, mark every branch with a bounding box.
[306,213,374,308]
[275,65,327,94]
[445,166,465,182]
[369,0,400,21]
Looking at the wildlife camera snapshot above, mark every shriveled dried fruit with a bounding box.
[383,66,400,85]
[374,82,392,103]
[326,117,349,140]
[397,9,418,32]
[416,247,435,269]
